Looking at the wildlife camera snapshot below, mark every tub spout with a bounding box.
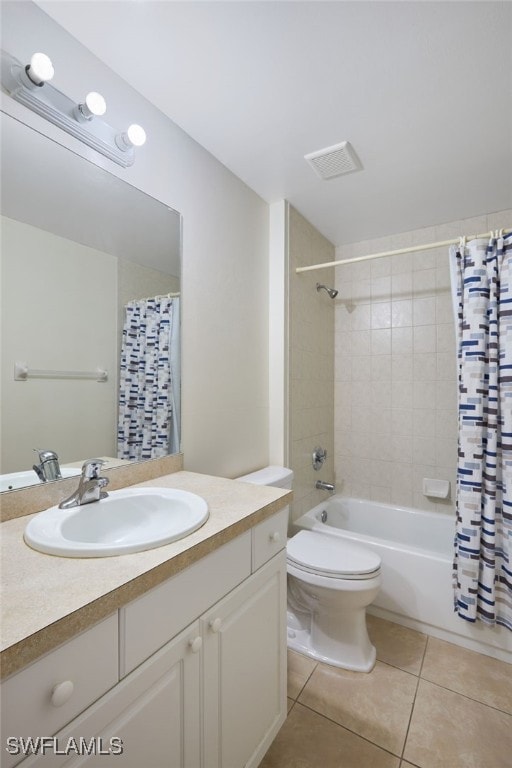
[316,480,335,493]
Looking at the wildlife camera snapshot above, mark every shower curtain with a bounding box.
[117,296,180,461]
[450,233,512,630]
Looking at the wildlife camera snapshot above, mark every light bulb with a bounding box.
[84,91,106,117]
[27,52,54,85]
[77,91,107,121]
[126,124,146,147]
[116,123,147,151]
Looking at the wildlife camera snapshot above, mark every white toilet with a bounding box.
[236,466,381,673]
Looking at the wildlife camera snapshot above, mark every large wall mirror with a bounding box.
[0,112,182,492]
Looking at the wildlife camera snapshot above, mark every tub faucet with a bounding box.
[316,480,335,494]
[58,459,109,509]
[33,449,62,482]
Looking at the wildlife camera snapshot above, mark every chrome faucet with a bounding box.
[316,479,335,494]
[58,459,109,510]
[33,449,62,482]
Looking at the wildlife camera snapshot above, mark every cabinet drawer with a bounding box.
[1,615,118,768]
[121,532,251,675]
[252,508,289,572]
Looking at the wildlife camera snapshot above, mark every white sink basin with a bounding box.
[0,467,81,492]
[24,487,209,557]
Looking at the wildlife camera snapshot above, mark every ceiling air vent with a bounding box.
[304,141,362,180]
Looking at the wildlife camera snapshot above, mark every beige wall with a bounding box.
[1,217,118,472]
[288,207,335,523]
[118,261,179,311]
[333,208,512,514]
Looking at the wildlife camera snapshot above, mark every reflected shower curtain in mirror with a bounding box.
[450,233,512,630]
[118,296,180,461]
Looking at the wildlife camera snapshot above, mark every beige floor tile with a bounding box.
[259,702,400,768]
[367,614,427,675]
[287,697,294,713]
[404,679,512,768]
[421,637,512,714]
[287,649,317,699]
[298,660,417,755]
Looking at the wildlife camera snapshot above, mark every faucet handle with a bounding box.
[81,459,106,479]
[312,446,327,471]
[32,464,46,482]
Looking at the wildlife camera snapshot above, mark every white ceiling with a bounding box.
[37,1,512,247]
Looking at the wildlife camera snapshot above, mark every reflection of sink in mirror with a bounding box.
[0,467,81,492]
[24,487,209,558]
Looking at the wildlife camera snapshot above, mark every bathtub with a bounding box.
[293,496,512,662]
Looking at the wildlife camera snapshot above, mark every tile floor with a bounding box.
[260,615,512,768]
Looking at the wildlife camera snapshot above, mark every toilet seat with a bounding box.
[287,530,381,580]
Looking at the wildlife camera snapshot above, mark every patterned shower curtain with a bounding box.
[451,233,512,630]
[117,296,180,461]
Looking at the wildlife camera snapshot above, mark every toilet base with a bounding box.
[286,574,379,674]
[287,624,376,673]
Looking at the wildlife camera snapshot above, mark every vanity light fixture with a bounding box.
[1,50,146,168]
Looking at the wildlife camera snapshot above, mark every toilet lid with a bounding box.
[287,531,381,578]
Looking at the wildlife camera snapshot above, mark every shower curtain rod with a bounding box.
[132,291,180,302]
[295,227,512,274]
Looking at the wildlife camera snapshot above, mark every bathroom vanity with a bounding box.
[0,471,291,767]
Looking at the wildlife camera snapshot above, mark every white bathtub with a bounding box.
[293,496,512,662]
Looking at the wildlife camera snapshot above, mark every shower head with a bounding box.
[316,282,338,299]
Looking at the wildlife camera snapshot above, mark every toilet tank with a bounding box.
[236,465,293,489]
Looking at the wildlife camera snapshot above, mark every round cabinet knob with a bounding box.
[51,680,74,707]
[189,636,203,654]
[209,618,222,633]
[269,531,281,543]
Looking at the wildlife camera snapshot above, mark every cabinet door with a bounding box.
[17,622,202,768]
[202,552,287,768]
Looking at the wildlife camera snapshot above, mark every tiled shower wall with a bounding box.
[288,206,335,523]
[334,209,512,513]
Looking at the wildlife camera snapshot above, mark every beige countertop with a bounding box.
[0,471,291,679]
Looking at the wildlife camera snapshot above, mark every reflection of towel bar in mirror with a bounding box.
[14,362,108,382]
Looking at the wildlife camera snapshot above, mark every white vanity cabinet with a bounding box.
[8,508,288,768]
